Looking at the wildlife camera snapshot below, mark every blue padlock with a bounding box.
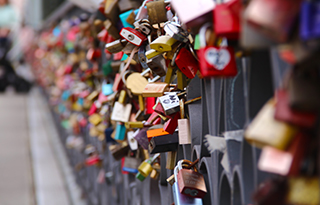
[172,160,203,205]
[114,123,126,141]
[119,9,139,29]
[61,90,71,101]
[105,127,117,143]
[102,81,114,96]
[300,1,320,40]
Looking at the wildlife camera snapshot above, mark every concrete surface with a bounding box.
[0,88,85,205]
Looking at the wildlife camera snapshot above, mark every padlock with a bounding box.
[105,39,128,53]
[102,80,114,96]
[178,99,191,144]
[134,19,153,36]
[125,121,144,129]
[288,57,320,112]
[300,1,320,41]
[150,169,159,180]
[147,127,170,142]
[85,154,103,167]
[122,151,141,173]
[120,27,146,46]
[166,151,177,170]
[127,130,138,150]
[145,97,155,114]
[244,0,302,42]
[172,161,203,205]
[274,89,317,129]
[175,47,199,79]
[119,9,136,28]
[197,23,238,78]
[88,103,97,116]
[114,122,126,141]
[146,49,164,60]
[146,0,167,25]
[134,127,149,150]
[163,112,180,134]
[165,64,177,84]
[146,54,167,77]
[213,0,241,40]
[287,177,319,205]
[149,132,179,154]
[258,132,310,176]
[245,99,297,150]
[118,90,127,104]
[111,102,132,122]
[104,0,120,25]
[110,141,130,160]
[118,0,140,13]
[171,0,214,31]
[252,177,288,205]
[159,92,180,115]
[87,90,99,102]
[150,35,178,52]
[137,153,160,177]
[164,21,189,43]
[88,113,102,126]
[142,82,170,97]
[104,19,121,39]
[138,43,149,69]
[176,160,207,198]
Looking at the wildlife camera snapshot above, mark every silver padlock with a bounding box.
[146,54,167,77]
[105,39,128,53]
[164,21,189,43]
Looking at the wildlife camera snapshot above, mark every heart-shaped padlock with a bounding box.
[197,23,238,77]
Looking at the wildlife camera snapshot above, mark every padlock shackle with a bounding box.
[199,23,212,48]
[174,159,199,182]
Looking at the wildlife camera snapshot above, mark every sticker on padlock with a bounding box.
[159,92,180,115]
[197,23,238,77]
[120,27,146,46]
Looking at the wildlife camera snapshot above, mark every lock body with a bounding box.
[177,169,207,198]
[120,27,146,46]
[175,47,199,79]
[197,46,237,77]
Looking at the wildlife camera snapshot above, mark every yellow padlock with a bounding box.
[88,114,102,126]
[150,35,178,52]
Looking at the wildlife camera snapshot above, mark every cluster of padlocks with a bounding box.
[27,0,320,204]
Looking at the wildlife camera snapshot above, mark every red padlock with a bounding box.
[175,47,199,79]
[197,23,238,78]
[163,112,180,134]
[120,27,147,46]
[145,97,156,115]
[214,0,241,40]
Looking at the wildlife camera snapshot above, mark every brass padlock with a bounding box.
[146,0,167,24]
[245,99,297,150]
[104,19,121,39]
[104,0,120,25]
